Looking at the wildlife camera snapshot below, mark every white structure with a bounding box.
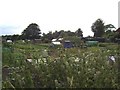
[52,41,61,45]
[52,39,57,42]
[58,38,63,41]
[7,40,12,43]
[51,38,61,45]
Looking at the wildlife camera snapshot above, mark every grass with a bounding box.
[2,42,120,88]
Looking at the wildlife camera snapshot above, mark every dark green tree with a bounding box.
[11,34,19,42]
[41,31,53,43]
[52,30,60,39]
[104,24,116,31]
[59,30,66,38]
[22,23,41,40]
[47,31,53,40]
[91,19,116,37]
[91,19,105,37]
[67,30,75,37]
[75,28,83,37]
[58,30,76,38]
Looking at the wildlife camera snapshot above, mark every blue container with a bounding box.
[63,41,73,48]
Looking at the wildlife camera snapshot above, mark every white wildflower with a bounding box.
[78,71,80,74]
[44,49,47,52]
[75,57,79,62]
[85,60,88,64]
[107,50,110,52]
[85,54,89,59]
[11,78,15,81]
[38,58,41,63]
[35,60,38,64]
[88,68,91,71]
[43,58,47,63]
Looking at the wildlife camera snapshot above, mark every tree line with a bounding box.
[2,18,120,43]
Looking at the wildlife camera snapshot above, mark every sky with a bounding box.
[0,0,119,37]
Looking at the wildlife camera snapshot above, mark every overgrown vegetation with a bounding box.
[2,42,120,88]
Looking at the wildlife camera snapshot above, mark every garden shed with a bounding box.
[86,41,98,46]
[63,40,73,48]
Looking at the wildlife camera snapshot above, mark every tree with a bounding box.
[52,30,60,39]
[11,34,20,41]
[22,23,41,40]
[91,19,116,37]
[103,24,116,42]
[104,24,116,31]
[41,31,53,43]
[47,31,53,40]
[75,28,83,37]
[59,30,66,38]
[67,30,75,37]
[91,19,105,37]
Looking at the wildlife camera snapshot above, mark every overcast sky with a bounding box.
[0,0,119,37]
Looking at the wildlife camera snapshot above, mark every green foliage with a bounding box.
[75,28,83,37]
[91,19,105,37]
[21,23,41,40]
[91,19,116,37]
[2,42,120,88]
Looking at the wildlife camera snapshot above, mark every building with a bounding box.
[52,41,61,45]
[86,41,98,46]
[50,38,62,48]
[116,28,120,33]
[63,40,73,48]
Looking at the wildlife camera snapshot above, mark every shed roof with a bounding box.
[52,39,57,42]
[64,40,71,42]
[52,41,61,45]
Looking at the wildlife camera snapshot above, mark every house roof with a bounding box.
[116,28,120,33]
